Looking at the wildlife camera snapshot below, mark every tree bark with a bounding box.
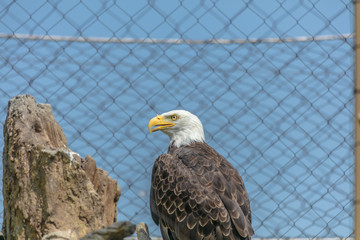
[2,94,122,239]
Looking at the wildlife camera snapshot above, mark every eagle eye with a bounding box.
[170,114,178,121]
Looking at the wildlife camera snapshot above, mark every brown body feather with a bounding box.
[150,142,254,240]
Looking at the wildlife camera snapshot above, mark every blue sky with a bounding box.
[0,0,355,237]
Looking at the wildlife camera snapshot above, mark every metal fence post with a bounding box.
[355,0,360,239]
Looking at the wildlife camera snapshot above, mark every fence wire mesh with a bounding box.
[0,0,355,238]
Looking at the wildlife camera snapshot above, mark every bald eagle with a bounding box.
[148,110,254,240]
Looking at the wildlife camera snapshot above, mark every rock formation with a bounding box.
[79,221,136,240]
[136,222,152,240]
[2,94,123,239]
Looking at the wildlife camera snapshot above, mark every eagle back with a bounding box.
[150,142,253,240]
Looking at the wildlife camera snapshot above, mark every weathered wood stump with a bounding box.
[79,221,136,240]
[2,94,125,239]
[136,222,152,240]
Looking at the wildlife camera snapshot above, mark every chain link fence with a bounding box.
[0,0,355,238]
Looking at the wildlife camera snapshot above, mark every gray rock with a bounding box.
[80,221,136,240]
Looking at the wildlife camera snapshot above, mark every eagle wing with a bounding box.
[150,143,253,240]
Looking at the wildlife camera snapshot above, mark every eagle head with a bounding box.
[148,110,205,147]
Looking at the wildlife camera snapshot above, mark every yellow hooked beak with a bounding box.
[148,114,175,133]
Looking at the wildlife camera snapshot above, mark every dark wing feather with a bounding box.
[207,143,254,238]
[150,143,254,240]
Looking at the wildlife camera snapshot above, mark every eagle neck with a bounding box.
[167,141,206,155]
[167,142,177,154]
